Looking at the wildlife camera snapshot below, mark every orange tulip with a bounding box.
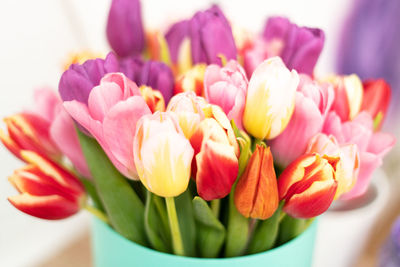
[234,145,279,220]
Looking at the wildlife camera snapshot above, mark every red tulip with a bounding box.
[190,106,239,200]
[278,153,339,218]
[0,113,61,161]
[8,151,85,220]
[234,145,279,219]
[361,79,391,130]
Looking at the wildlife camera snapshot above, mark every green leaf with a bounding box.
[76,129,147,245]
[144,191,171,253]
[175,190,196,256]
[224,190,249,257]
[277,215,306,245]
[193,197,226,258]
[247,204,282,254]
[79,177,104,212]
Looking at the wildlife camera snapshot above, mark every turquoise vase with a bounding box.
[92,218,317,267]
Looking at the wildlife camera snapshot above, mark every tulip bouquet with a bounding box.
[1,0,396,261]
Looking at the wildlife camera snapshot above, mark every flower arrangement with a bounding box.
[1,0,396,261]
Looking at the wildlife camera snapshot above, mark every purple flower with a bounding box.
[137,61,174,103]
[59,52,119,104]
[165,20,190,64]
[262,16,325,75]
[106,0,145,58]
[165,5,237,65]
[120,57,174,103]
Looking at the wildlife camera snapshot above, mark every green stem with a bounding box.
[153,195,170,234]
[166,197,184,256]
[279,210,286,223]
[211,199,221,218]
[84,205,109,224]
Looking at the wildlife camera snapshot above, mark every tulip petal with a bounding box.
[196,140,238,200]
[8,193,79,220]
[103,96,151,179]
[340,152,381,200]
[270,92,323,166]
[9,166,77,201]
[137,131,193,197]
[63,100,103,140]
[32,88,61,122]
[284,179,337,218]
[50,109,91,178]
[20,151,84,195]
[88,82,124,122]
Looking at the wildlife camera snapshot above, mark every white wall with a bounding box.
[0,0,351,266]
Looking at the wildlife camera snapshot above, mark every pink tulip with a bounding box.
[323,111,395,199]
[243,37,283,77]
[307,133,360,198]
[204,60,248,129]
[269,75,334,167]
[33,88,91,178]
[63,73,151,179]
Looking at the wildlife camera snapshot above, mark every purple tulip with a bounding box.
[165,20,190,64]
[120,57,174,103]
[263,16,325,75]
[138,61,174,103]
[119,56,144,82]
[165,5,237,65]
[59,52,119,104]
[106,0,145,58]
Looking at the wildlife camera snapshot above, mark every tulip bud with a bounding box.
[324,74,363,121]
[190,106,239,200]
[165,20,190,64]
[106,0,145,57]
[167,92,206,139]
[139,85,165,112]
[278,153,339,218]
[8,151,85,220]
[262,17,325,75]
[189,5,237,65]
[0,113,61,161]
[174,64,207,96]
[234,145,279,219]
[133,112,194,197]
[243,57,299,140]
[204,60,248,130]
[361,79,391,130]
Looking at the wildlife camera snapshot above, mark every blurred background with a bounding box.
[0,0,398,266]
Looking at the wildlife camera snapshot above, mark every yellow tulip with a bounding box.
[133,112,194,197]
[243,57,299,140]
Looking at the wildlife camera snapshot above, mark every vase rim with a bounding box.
[92,217,318,261]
